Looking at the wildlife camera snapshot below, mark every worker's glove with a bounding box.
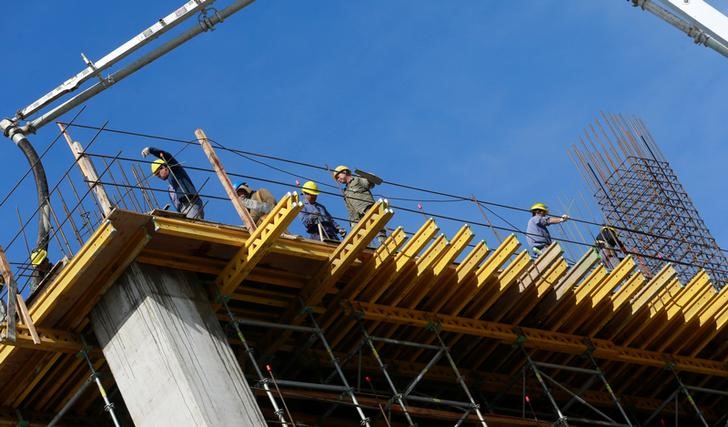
[560,214,570,223]
[338,228,347,237]
[141,147,151,157]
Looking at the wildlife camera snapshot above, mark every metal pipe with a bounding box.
[533,361,600,375]
[370,335,441,350]
[236,317,317,333]
[632,0,728,59]
[47,375,95,427]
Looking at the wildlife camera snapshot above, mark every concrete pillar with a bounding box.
[91,262,266,427]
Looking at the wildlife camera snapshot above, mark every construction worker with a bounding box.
[595,225,625,269]
[332,165,377,224]
[526,202,569,257]
[142,146,204,219]
[299,181,346,241]
[234,181,276,225]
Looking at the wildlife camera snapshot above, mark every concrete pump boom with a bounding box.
[1,0,255,290]
[630,0,728,58]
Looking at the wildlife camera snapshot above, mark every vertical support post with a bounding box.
[520,347,569,426]
[587,352,633,426]
[305,309,371,427]
[220,294,291,427]
[79,336,122,427]
[195,128,257,231]
[356,317,416,426]
[431,325,489,427]
[671,368,709,427]
[57,123,113,216]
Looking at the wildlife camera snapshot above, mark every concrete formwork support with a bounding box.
[91,262,266,427]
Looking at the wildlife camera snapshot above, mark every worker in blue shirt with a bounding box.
[142,146,204,219]
[526,202,568,257]
[299,181,345,241]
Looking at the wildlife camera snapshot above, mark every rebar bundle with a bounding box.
[570,112,727,288]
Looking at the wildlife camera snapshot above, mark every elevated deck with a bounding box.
[1,199,727,425]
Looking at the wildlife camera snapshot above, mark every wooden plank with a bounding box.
[0,247,17,343]
[195,128,258,231]
[57,123,113,215]
[14,295,40,344]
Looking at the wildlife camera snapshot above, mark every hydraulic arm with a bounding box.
[1,0,255,289]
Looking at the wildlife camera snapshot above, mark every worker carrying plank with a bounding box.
[332,165,380,223]
[234,181,276,225]
[299,181,346,242]
[142,146,204,219]
[525,202,569,257]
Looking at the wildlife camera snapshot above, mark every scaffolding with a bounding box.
[0,122,727,426]
[570,112,728,287]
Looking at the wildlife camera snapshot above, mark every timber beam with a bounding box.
[216,192,303,296]
[0,324,81,353]
[347,301,728,377]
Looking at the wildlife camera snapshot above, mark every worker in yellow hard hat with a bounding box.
[299,181,345,241]
[526,202,569,256]
[142,146,204,219]
[595,224,626,269]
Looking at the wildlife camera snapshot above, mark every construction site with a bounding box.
[2,1,728,426]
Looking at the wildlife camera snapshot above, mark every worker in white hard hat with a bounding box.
[233,180,276,225]
[142,147,204,219]
[332,165,377,224]
[525,202,569,257]
[299,181,346,241]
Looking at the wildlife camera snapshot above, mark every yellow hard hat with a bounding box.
[31,249,48,266]
[332,165,350,178]
[530,202,548,213]
[151,159,166,175]
[301,181,320,195]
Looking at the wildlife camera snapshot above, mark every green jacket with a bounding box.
[343,177,375,222]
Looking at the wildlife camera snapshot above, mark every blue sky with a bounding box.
[2,1,728,279]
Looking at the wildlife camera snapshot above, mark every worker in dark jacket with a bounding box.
[142,146,204,219]
[595,225,625,269]
[299,181,345,241]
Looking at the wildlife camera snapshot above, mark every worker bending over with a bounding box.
[234,181,276,225]
[142,146,204,219]
[595,225,625,269]
[526,202,569,257]
[299,181,346,241]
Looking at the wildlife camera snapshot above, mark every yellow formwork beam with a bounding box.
[430,241,489,314]
[216,192,303,296]
[630,264,677,313]
[666,271,710,320]
[363,217,438,302]
[0,324,81,353]
[388,234,449,306]
[554,249,601,300]
[348,301,728,377]
[300,200,394,307]
[401,225,474,308]
[433,225,473,276]
[151,215,333,261]
[318,227,406,332]
[475,234,520,286]
[267,200,393,356]
[581,270,645,338]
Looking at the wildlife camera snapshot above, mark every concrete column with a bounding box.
[91,262,266,427]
